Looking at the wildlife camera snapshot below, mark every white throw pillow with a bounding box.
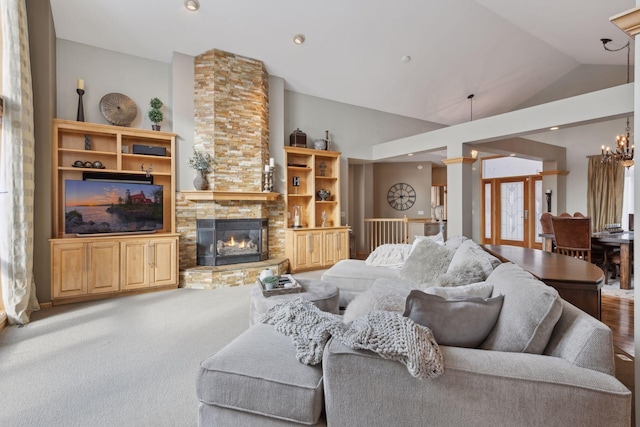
[424,281,493,299]
[364,243,413,268]
[342,279,412,323]
[444,235,469,251]
[399,238,454,285]
[410,233,445,254]
[446,239,501,279]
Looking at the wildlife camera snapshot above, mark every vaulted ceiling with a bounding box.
[50,0,634,126]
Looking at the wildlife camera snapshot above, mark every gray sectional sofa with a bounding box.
[196,254,632,426]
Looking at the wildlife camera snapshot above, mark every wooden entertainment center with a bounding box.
[49,119,179,305]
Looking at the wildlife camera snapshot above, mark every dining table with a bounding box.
[540,231,634,290]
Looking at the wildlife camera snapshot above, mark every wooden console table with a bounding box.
[483,245,604,320]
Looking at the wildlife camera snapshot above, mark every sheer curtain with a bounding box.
[587,156,624,232]
[0,0,40,324]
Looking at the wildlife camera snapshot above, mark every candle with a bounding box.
[269,157,275,168]
[264,165,270,172]
[77,79,84,90]
[545,189,551,194]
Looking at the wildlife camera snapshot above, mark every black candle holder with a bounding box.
[76,88,85,122]
[545,191,552,213]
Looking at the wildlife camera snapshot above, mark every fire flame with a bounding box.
[226,236,246,248]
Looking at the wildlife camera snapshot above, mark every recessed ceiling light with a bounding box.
[293,34,305,45]
[184,0,199,11]
[401,55,411,63]
[407,153,414,156]
[549,126,559,131]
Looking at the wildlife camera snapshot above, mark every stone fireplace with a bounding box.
[176,49,287,289]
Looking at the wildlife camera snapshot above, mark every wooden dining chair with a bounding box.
[551,216,592,262]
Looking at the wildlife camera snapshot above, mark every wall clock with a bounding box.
[387,183,416,211]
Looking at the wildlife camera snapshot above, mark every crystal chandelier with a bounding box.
[601,38,634,168]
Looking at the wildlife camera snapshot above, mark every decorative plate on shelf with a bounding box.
[99,93,137,126]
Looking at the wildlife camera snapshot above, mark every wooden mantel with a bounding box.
[182,191,280,201]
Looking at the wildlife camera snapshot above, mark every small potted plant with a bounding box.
[148,97,163,131]
[188,149,213,190]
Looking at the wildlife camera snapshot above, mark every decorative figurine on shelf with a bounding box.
[321,210,327,227]
[292,176,300,194]
[84,134,91,150]
[317,188,330,201]
[148,97,163,131]
[188,149,214,190]
[319,161,327,177]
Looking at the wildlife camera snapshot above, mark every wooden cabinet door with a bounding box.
[323,230,350,267]
[87,241,120,294]
[52,242,87,298]
[121,240,150,290]
[149,238,177,287]
[292,230,323,270]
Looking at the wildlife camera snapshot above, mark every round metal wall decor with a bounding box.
[99,93,137,126]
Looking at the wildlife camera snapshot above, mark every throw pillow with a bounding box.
[403,290,504,348]
[444,235,469,251]
[399,238,454,285]
[364,243,413,268]
[343,279,412,323]
[432,260,488,287]
[445,239,501,281]
[410,233,445,253]
[424,281,493,299]
[480,263,563,354]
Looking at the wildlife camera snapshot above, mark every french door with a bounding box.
[482,175,542,249]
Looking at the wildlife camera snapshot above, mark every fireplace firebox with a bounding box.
[197,218,268,266]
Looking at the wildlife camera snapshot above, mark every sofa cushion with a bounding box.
[403,290,504,348]
[196,323,324,425]
[399,238,454,285]
[480,263,563,354]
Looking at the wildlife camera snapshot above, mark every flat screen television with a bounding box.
[65,179,164,236]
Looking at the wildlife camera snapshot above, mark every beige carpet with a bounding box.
[0,286,252,427]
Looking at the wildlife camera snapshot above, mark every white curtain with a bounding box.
[0,0,40,324]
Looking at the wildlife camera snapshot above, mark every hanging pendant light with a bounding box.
[601,39,634,168]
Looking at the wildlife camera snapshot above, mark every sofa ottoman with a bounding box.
[196,323,325,426]
[249,279,340,326]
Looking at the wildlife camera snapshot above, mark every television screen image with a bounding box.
[65,180,163,235]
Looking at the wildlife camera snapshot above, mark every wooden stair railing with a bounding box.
[364,216,409,253]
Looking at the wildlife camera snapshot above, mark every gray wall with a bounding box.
[27,0,57,303]
[57,40,171,131]
[284,90,443,225]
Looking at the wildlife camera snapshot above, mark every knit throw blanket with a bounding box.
[260,298,444,380]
